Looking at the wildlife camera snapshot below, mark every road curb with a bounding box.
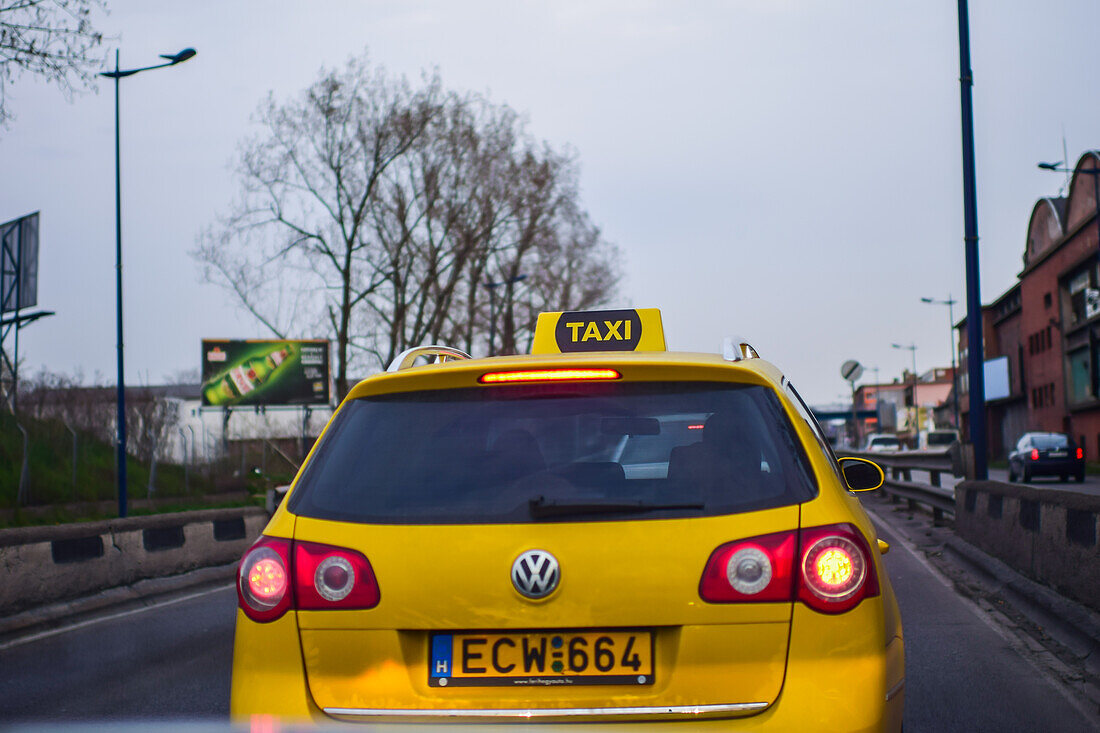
[0,562,237,644]
[0,506,264,616]
[943,535,1100,676]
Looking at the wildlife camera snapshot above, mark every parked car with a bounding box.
[864,434,901,452]
[1008,432,1085,483]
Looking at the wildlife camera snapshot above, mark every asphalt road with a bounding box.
[868,504,1097,731]
[0,524,1096,730]
[986,467,1100,495]
[0,585,235,720]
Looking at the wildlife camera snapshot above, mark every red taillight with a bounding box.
[1077,448,1084,460]
[699,531,797,602]
[699,523,879,614]
[294,540,380,610]
[479,368,622,384]
[1031,448,1040,461]
[238,536,292,622]
[237,537,380,622]
[797,524,879,614]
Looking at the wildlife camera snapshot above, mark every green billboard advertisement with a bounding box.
[201,339,331,407]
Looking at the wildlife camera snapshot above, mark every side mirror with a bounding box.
[838,457,884,492]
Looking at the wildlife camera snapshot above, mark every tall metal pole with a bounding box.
[112,49,128,517]
[909,347,918,441]
[958,0,987,479]
[947,297,960,430]
[487,286,497,357]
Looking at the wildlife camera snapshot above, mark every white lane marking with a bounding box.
[0,583,235,652]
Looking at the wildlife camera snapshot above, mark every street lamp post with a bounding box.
[485,274,528,356]
[957,0,988,480]
[1038,160,1100,257]
[921,296,961,429]
[892,343,919,443]
[100,48,196,518]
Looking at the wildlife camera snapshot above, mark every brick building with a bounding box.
[958,150,1100,459]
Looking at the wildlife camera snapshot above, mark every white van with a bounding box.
[863,433,901,452]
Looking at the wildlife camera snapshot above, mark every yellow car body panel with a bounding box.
[229,610,318,720]
[232,312,904,728]
[292,509,797,713]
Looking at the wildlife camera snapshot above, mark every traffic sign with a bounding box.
[841,359,863,383]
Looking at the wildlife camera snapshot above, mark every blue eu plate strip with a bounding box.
[430,634,453,678]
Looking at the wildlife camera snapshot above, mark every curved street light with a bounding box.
[921,296,961,429]
[1038,159,1100,259]
[486,274,528,356]
[891,342,921,444]
[99,48,197,518]
[890,342,918,381]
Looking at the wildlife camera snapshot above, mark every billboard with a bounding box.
[201,339,331,407]
[984,355,1010,401]
[1,212,39,314]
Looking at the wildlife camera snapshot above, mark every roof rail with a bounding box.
[722,336,759,362]
[386,345,472,373]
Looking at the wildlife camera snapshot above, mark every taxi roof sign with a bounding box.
[531,308,667,354]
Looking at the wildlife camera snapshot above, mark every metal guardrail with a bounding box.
[841,450,957,524]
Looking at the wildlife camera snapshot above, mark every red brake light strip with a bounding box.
[479,368,622,384]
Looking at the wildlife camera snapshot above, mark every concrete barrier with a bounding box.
[955,481,1100,612]
[0,507,267,617]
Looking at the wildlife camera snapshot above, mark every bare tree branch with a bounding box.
[194,50,621,391]
[0,0,106,128]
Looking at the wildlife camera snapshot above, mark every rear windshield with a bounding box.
[288,381,817,524]
[871,437,899,448]
[1032,434,1070,450]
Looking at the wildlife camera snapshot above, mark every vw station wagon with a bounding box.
[231,308,904,730]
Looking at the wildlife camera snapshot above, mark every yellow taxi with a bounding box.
[231,308,904,730]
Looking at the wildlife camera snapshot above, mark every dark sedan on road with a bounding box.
[1008,432,1085,483]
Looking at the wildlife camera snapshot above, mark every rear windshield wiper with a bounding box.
[528,495,704,520]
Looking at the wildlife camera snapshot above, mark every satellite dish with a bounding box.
[840,359,864,383]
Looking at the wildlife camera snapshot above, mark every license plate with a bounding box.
[1049,451,1067,458]
[429,629,654,687]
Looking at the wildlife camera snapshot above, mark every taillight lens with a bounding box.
[699,530,796,602]
[237,537,381,621]
[1077,448,1084,460]
[699,523,879,614]
[238,537,292,622]
[294,540,380,610]
[797,524,879,614]
[1031,448,1040,461]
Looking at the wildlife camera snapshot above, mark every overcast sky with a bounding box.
[2,0,1098,405]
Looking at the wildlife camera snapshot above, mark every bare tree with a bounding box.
[0,0,106,127]
[363,92,521,366]
[17,369,181,463]
[198,51,621,393]
[196,54,442,397]
[126,386,179,464]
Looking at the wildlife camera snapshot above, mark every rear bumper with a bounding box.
[1022,458,1084,476]
[231,600,903,731]
[325,701,770,723]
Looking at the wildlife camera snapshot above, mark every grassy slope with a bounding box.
[0,410,218,510]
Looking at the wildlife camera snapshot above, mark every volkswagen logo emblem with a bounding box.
[511,549,560,599]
